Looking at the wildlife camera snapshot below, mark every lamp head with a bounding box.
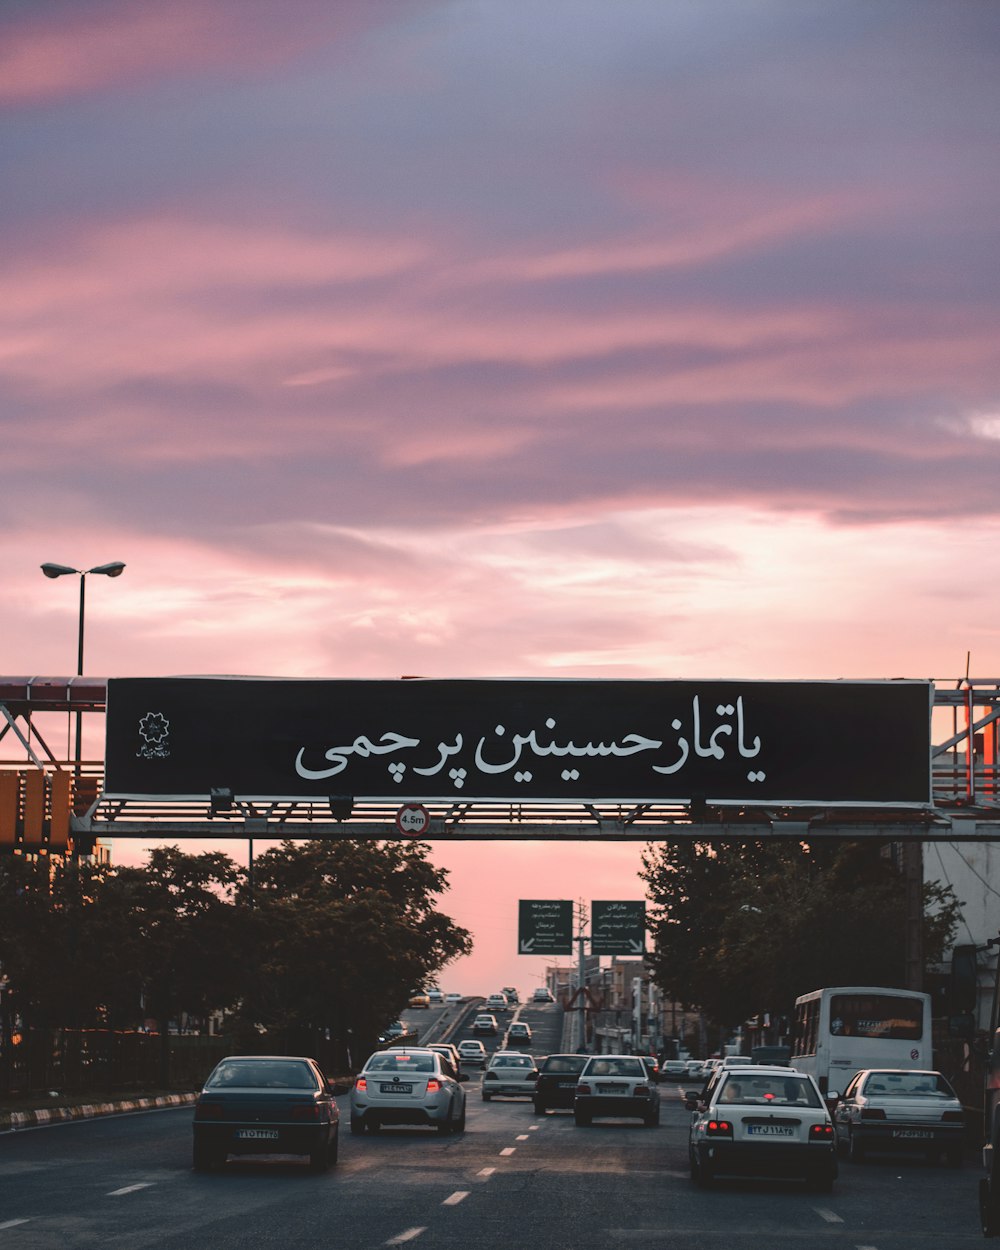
[41,563,79,578]
[89,562,126,577]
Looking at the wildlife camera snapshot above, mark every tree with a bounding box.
[241,839,472,1068]
[640,839,961,1031]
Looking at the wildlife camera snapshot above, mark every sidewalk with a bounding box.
[1,1092,198,1134]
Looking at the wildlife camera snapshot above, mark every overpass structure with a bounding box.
[1,674,999,852]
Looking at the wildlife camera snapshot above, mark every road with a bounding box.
[0,1004,983,1248]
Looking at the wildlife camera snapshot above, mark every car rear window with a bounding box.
[862,1072,955,1098]
[542,1056,587,1074]
[584,1057,646,1078]
[206,1060,318,1089]
[366,1053,436,1073]
[718,1074,821,1107]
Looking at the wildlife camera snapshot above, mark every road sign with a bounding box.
[591,900,646,955]
[518,899,573,955]
[395,804,430,835]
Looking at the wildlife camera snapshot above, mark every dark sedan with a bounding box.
[192,1055,340,1172]
[534,1053,589,1113]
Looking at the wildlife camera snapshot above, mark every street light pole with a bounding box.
[40,562,125,791]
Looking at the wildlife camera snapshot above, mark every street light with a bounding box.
[40,562,126,790]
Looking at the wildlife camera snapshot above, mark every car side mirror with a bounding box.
[684,1095,700,1111]
[528,1070,539,1081]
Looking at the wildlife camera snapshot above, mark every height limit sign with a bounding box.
[518,899,573,955]
[591,900,646,956]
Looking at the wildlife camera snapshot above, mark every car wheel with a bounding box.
[981,1177,1000,1237]
[328,1125,339,1165]
[533,1100,546,1115]
[309,1138,331,1172]
[350,1115,366,1135]
[481,1090,491,1102]
[693,1148,714,1189]
[574,1111,591,1127]
[945,1143,963,1168]
[806,1170,834,1193]
[368,1117,381,1134]
[455,1101,467,1133]
[192,1141,222,1172]
[848,1129,866,1164]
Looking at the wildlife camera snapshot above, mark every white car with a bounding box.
[350,1048,468,1135]
[832,1068,964,1165]
[574,1054,660,1126]
[687,1065,837,1191]
[482,1052,539,1101]
[485,994,509,1012]
[532,987,555,1003]
[445,992,463,1004]
[457,1039,488,1067]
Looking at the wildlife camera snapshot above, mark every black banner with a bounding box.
[104,677,931,805]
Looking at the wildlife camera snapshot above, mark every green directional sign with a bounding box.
[518,899,573,955]
[591,900,646,956]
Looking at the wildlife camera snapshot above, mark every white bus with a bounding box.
[790,986,933,1094]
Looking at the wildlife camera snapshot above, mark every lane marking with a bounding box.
[107,1183,153,1196]
[528,1124,540,1131]
[814,1207,843,1223]
[516,1134,529,1141]
[442,1191,469,1206]
[477,1167,495,1178]
[386,1229,426,1245]
[499,1147,515,1156]
[0,1220,31,1230]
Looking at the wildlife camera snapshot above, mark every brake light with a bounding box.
[634,1085,650,1096]
[194,1102,224,1120]
[942,1111,965,1123]
[809,1123,835,1140]
[289,1104,321,1121]
[860,1108,886,1120]
[706,1120,733,1137]
[577,1083,592,1096]
[426,1079,441,1093]
[355,1077,367,1092]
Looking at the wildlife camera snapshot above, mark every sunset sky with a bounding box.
[3,1,999,995]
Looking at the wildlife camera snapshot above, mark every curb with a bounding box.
[1,1092,197,1133]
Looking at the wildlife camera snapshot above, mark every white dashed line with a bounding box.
[499,1147,516,1156]
[528,1124,540,1131]
[516,1134,529,1140]
[386,1228,426,1245]
[477,1167,496,1178]
[814,1207,843,1223]
[107,1183,153,1196]
[0,1220,31,1230]
[442,1191,469,1206]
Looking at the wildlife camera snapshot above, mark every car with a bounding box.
[378,1020,406,1043]
[350,1047,468,1135]
[532,987,555,1003]
[457,1039,488,1067]
[685,1059,706,1081]
[425,1043,462,1076]
[445,992,464,1004]
[687,1065,837,1191]
[485,994,509,1012]
[502,986,520,1004]
[638,1054,660,1083]
[832,1068,965,1165]
[409,992,431,1008]
[574,1054,660,1126]
[473,1013,499,1035]
[506,1021,533,1045]
[192,1055,340,1172]
[427,989,444,1004]
[533,1053,589,1113]
[661,1059,688,1081]
[482,1051,540,1101]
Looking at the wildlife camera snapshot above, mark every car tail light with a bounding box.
[289,1104,321,1121]
[634,1084,650,1096]
[355,1077,368,1092]
[860,1108,886,1120]
[942,1111,965,1123]
[577,1083,592,1096]
[426,1079,441,1093]
[809,1123,835,1141]
[484,1071,497,1081]
[706,1120,733,1137]
[194,1102,224,1121]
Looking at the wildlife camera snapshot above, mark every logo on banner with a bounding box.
[137,711,171,759]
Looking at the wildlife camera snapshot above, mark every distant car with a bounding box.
[192,1055,339,1172]
[473,1013,499,1035]
[661,1059,688,1081]
[409,992,430,1008]
[832,1068,964,1165]
[427,989,444,1004]
[533,1053,589,1114]
[637,1055,660,1083]
[457,1039,488,1067]
[425,1043,462,1076]
[482,1052,539,1101]
[350,1047,468,1135]
[687,1065,837,1191]
[445,992,464,1004]
[506,1021,533,1045]
[574,1054,660,1127]
[502,986,520,1004]
[485,994,509,1012]
[685,1059,706,1081]
[378,1021,406,1044]
[532,987,555,1003]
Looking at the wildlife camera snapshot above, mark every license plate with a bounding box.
[892,1129,932,1139]
[558,1081,576,1088]
[380,1083,413,1094]
[597,1084,623,1094]
[746,1124,795,1137]
[236,1128,279,1140]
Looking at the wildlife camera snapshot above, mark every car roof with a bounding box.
[491,1051,532,1060]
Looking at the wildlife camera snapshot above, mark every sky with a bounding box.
[2,0,999,996]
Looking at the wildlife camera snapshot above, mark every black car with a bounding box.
[192,1055,340,1172]
[533,1053,589,1113]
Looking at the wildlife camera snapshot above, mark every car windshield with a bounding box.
[862,1072,955,1098]
[366,1053,436,1073]
[206,1060,318,1090]
[583,1057,646,1078]
[542,1056,586,1074]
[492,1055,533,1068]
[717,1074,821,1107]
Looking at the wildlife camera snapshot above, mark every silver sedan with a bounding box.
[350,1048,468,1135]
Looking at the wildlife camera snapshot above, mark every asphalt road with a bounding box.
[0,1006,984,1249]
